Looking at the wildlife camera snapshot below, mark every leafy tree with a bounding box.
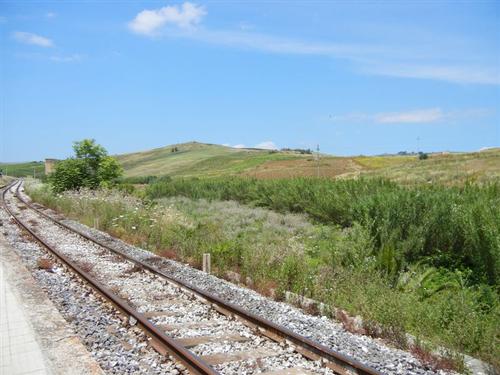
[49,139,122,192]
[97,156,123,188]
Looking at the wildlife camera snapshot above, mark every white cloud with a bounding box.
[254,141,277,150]
[331,108,490,125]
[50,54,83,63]
[127,4,499,86]
[128,2,206,36]
[363,63,500,85]
[46,12,56,18]
[13,31,54,47]
[232,144,246,149]
[375,108,444,124]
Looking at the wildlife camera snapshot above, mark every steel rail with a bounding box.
[14,180,384,375]
[2,181,218,375]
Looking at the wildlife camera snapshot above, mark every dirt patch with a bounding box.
[37,258,55,271]
[410,344,460,372]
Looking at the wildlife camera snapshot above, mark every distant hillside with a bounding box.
[2,143,498,185]
[0,161,44,177]
[117,143,500,185]
[357,148,500,185]
[115,141,304,178]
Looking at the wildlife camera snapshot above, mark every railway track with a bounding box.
[1,180,383,375]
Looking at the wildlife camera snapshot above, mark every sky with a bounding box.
[0,0,499,162]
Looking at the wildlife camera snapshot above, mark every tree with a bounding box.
[49,139,122,192]
[418,152,429,160]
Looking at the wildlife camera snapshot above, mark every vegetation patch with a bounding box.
[49,139,122,193]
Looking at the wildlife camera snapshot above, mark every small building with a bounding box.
[45,159,59,175]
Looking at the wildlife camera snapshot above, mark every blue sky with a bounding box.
[1,1,499,162]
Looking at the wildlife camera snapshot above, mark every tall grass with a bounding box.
[147,177,500,287]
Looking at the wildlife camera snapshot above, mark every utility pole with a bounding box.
[316,144,320,178]
[33,167,36,179]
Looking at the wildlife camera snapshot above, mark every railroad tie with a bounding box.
[259,368,316,375]
[177,334,251,348]
[201,348,277,365]
[158,320,221,331]
[143,310,184,318]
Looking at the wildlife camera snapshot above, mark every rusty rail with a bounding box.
[2,181,218,375]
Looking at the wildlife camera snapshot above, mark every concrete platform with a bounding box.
[0,233,103,375]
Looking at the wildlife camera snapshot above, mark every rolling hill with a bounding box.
[115,142,306,178]
[2,142,499,185]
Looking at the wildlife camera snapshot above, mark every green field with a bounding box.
[0,161,44,178]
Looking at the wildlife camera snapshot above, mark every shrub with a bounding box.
[419,152,429,160]
[49,139,122,192]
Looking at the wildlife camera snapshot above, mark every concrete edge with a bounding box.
[0,232,104,375]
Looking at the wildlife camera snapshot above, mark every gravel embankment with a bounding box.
[1,191,185,374]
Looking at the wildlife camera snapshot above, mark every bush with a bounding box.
[419,152,429,160]
[49,139,122,193]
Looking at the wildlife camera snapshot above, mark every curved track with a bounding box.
[2,180,382,375]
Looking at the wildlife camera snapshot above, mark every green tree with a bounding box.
[49,139,122,192]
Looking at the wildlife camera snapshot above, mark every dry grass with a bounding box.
[410,344,460,372]
[157,248,178,260]
[243,157,361,178]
